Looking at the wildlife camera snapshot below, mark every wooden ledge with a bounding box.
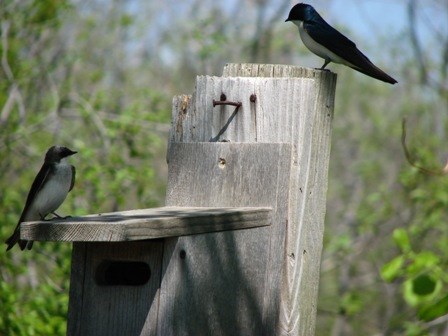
[20,206,272,242]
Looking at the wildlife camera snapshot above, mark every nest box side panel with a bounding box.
[67,241,163,336]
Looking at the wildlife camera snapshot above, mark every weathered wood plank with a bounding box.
[168,94,194,158]
[222,64,337,336]
[67,241,163,336]
[20,207,272,242]
[171,75,322,144]
[66,243,87,336]
[170,64,337,336]
[158,142,292,336]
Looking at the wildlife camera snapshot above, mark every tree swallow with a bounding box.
[5,146,77,251]
[285,3,397,84]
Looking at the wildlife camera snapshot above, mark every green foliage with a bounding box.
[381,255,405,282]
[419,294,448,322]
[393,228,411,253]
[0,1,169,335]
[319,19,448,332]
[1,1,447,335]
[340,292,363,316]
[191,18,228,61]
[380,137,448,333]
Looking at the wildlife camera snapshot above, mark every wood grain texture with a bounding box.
[63,63,334,336]
[222,62,337,81]
[159,142,292,336]
[67,241,163,336]
[67,243,87,336]
[224,63,337,336]
[170,63,337,335]
[20,207,272,242]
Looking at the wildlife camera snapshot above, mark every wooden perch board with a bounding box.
[20,206,272,242]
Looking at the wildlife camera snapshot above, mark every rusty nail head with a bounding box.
[250,94,256,103]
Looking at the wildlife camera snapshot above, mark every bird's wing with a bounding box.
[18,163,55,221]
[303,20,372,68]
[304,19,397,84]
[6,163,54,251]
[69,165,76,192]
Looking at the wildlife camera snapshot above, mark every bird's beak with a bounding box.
[285,18,291,22]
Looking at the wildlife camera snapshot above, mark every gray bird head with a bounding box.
[45,145,77,163]
[285,3,314,22]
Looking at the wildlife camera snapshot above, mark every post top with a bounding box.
[223,63,337,80]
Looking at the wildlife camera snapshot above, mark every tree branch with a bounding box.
[408,0,428,85]
[401,118,448,175]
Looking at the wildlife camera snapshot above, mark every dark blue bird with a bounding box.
[285,3,397,84]
[5,146,77,251]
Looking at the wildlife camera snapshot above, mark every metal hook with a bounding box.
[212,100,242,108]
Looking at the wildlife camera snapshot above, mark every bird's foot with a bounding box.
[316,59,331,71]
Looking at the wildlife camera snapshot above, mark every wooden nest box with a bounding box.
[22,63,336,336]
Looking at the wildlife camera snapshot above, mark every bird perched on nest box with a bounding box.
[285,3,397,84]
[5,145,77,251]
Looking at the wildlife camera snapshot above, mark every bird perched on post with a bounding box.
[285,3,397,84]
[5,145,77,251]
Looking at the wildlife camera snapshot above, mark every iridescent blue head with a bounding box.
[285,3,315,22]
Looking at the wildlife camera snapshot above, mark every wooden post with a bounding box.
[167,63,336,335]
[21,63,336,336]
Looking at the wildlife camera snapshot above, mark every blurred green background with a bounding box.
[1,0,447,335]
